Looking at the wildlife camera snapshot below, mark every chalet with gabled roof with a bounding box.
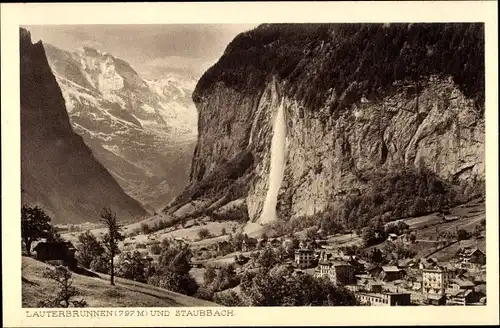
[456,247,486,269]
[33,240,77,268]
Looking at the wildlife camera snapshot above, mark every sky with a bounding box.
[25,24,257,79]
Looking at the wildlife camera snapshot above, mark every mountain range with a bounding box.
[42,44,198,211]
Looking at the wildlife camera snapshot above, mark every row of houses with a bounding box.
[290,245,486,306]
[241,237,322,253]
[421,254,486,306]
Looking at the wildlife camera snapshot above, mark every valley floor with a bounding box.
[53,197,486,306]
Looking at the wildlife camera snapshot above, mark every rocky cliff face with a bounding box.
[166,23,485,232]
[43,44,198,210]
[20,28,148,224]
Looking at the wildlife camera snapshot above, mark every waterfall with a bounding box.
[258,98,287,224]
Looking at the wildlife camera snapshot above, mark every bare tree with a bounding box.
[100,207,124,286]
[38,266,87,308]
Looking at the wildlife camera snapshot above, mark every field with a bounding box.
[62,217,241,251]
[22,256,216,307]
[367,198,486,261]
[405,198,485,260]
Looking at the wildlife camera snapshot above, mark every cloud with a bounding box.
[141,56,218,79]
[81,39,104,50]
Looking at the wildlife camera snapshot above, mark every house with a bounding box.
[174,237,188,245]
[241,238,257,252]
[366,264,383,278]
[330,249,350,261]
[356,277,383,293]
[411,281,422,291]
[422,266,454,296]
[314,257,356,286]
[345,285,361,292]
[298,238,317,250]
[457,248,486,269]
[268,238,282,248]
[380,266,401,282]
[360,96,371,104]
[397,258,415,269]
[356,292,411,306]
[190,260,204,268]
[294,249,314,268]
[348,258,365,275]
[387,233,399,242]
[424,294,447,306]
[419,257,440,270]
[281,238,294,249]
[33,241,77,268]
[446,278,475,296]
[235,254,250,265]
[446,286,480,306]
[256,238,267,249]
[299,240,307,249]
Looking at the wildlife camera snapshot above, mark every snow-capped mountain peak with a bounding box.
[43,43,198,210]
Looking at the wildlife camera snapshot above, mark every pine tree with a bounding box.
[100,207,124,286]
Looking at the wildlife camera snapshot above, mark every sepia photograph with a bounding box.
[2,1,499,327]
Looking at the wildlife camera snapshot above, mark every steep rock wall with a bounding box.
[20,28,148,224]
[168,24,485,229]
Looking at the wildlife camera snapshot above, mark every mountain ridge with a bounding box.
[20,27,148,224]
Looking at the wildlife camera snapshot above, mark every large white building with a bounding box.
[422,266,453,296]
[314,252,356,285]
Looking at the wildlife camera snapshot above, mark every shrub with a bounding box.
[76,231,105,268]
[195,287,215,301]
[457,229,471,241]
[148,243,199,296]
[212,204,250,222]
[116,251,147,283]
[141,223,151,235]
[90,256,109,274]
[135,243,147,249]
[149,244,162,255]
[148,269,199,296]
[198,228,212,240]
[213,290,243,306]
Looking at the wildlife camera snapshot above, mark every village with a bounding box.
[208,234,487,306]
[29,196,486,307]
